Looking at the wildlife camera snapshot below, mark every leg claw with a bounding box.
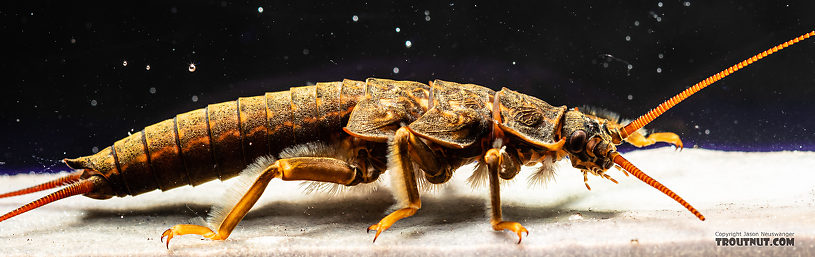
[493,221,529,244]
[367,223,386,243]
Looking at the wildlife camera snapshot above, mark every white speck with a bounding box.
[602,62,609,68]
[145,65,151,71]
[120,215,124,219]
[683,1,691,7]
[634,20,640,26]
[92,146,99,153]
[90,100,98,106]
[302,49,310,55]
[392,67,400,74]
[656,67,662,73]
[395,27,401,33]
[512,61,516,65]
[658,53,664,59]
[657,2,663,7]
[188,63,196,72]
[733,120,739,124]
[625,35,631,41]
[704,129,710,135]
[694,125,700,129]
[627,94,633,100]
[192,95,199,102]
[424,10,430,16]
[569,213,583,221]
[16,118,20,122]
[627,64,633,70]
[405,40,412,48]
[352,15,359,22]
[149,87,156,94]
[70,38,76,44]
[257,6,263,13]
[122,60,128,67]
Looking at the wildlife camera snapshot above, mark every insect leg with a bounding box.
[624,131,683,149]
[160,156,361,248]
[367,127,421,242]
[484,148,528,244]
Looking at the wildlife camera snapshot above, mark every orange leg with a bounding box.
[367,127,422,242]
[625,131,683,149]
[161,157,361,248]
[485,148,528,243]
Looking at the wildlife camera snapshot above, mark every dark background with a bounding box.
[2,1,814,174]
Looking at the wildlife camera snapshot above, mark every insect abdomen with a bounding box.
[65,79,367,197]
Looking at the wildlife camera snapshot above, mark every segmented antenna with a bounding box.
[0,171,83,198]
[611,153,705,221]
[622,31,815,137]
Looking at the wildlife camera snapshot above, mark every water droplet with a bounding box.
[352,15,359,22]
[122,60,128,67]
[425,16,431,21]
[92,146,99,153]
[70,38,76,44]
[188,63,196,72]
[656,16,662,22]
[257,6,263,13]
[634,20,640,26]
[657,2,663,7]
[90,100,98,106]
[625,35,631,41]
[145,65,151,71]
[627,94,633,100]
[16,118,20,122]
[149,87,156,94]
[392,67,400,74]
[302,49,310,55]
[627,64,633,70]
[192,95,199,102]
[684,1,691,7]
[656,67,662,73]
[658,53,664,59]
[405,40,412,48]
[395,27,401,33]
[424,10,430,16]
[704,129,710,135]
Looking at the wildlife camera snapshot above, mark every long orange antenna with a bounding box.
[622,31,815,137]
[611,153,705,221]
[0,171,83,198]
[0,178,96,222]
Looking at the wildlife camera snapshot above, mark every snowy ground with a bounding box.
[1,147,813,256]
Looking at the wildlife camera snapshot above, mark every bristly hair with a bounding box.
[206,155,277,229]
[527,155,557,188]
[580,105,648,136]
[579,105,621,123]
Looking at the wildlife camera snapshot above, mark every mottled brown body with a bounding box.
[64,79,370,197]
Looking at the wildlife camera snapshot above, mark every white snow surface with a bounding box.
[1,147,813,256]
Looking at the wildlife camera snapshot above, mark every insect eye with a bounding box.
[566,130,587,152]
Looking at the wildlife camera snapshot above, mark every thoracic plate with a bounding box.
[496,87,566,147]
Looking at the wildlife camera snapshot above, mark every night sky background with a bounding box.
[2,1,814,175]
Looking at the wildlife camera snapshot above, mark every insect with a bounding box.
[1,31,812,248]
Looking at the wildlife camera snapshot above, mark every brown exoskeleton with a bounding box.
[1,30,812,248]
